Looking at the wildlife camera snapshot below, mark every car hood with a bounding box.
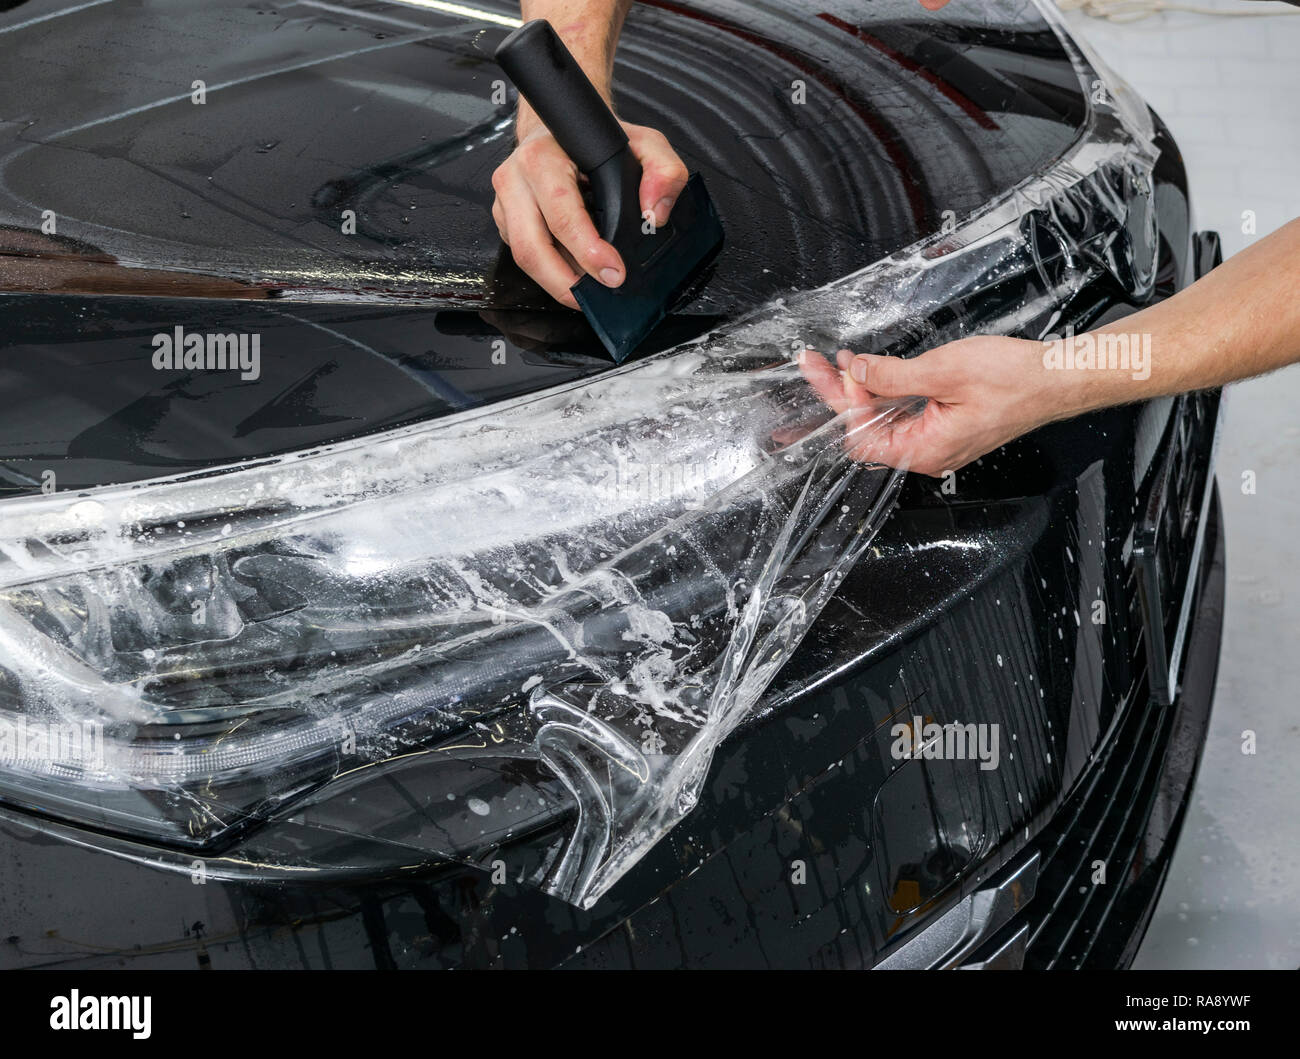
[0,0,1091,490]
[0,0,1085,312]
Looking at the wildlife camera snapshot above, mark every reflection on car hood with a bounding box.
[0,0,1085,313]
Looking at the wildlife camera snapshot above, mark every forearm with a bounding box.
[841,221,1300,475]
[1059,218,1300,417]
[516,1,632,139]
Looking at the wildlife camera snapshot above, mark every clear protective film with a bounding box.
[0,1,1161,909]
[0,348,919,907]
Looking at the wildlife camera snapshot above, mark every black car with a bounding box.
[0,0,1222,969]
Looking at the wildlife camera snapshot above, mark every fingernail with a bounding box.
[655,197,675,222]
[797,349,807,365]
[599,267,623,287]
[850,357,868,384]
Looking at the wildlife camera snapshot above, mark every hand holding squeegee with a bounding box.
[494,19,724,362]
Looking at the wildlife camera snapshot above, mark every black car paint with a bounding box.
[0,0,1083,310]
[0,0,1090,488]
[0,0,1222,968]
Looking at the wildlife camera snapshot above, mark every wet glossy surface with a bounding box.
[0,296,624,492]
[1,0,1084,315]
[0,0,1095,490]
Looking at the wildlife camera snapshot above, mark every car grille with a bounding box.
[1020,667,1170,967]
[1020,389,1221,969]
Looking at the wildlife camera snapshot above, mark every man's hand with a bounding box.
[797,221,1300,477]
[491,117,688,309]
[491,2,688,309]
[799,338,1075,477]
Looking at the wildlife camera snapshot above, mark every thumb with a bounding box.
[626,126,689,227]
[849,353,934,398]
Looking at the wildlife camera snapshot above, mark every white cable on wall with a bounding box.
[1057,0,1299,22]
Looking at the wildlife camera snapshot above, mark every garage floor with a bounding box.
[1060,1,1300,970]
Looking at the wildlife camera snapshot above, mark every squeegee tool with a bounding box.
[495,19,724,363]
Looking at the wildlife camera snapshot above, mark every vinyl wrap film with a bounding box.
[0,1,1159,909]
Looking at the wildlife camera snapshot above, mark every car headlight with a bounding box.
[0,333,921,902]
[0,0,1158,910]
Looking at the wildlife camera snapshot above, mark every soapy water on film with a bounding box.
[0,321,924,906]
[0,0,1160,907]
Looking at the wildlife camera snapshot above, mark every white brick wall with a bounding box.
[1064,1,1299,256]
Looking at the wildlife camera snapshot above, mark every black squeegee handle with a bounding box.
[495,19,627,171]
[495,19,643,250]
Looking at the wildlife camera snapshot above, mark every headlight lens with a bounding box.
[0,339,918,904]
